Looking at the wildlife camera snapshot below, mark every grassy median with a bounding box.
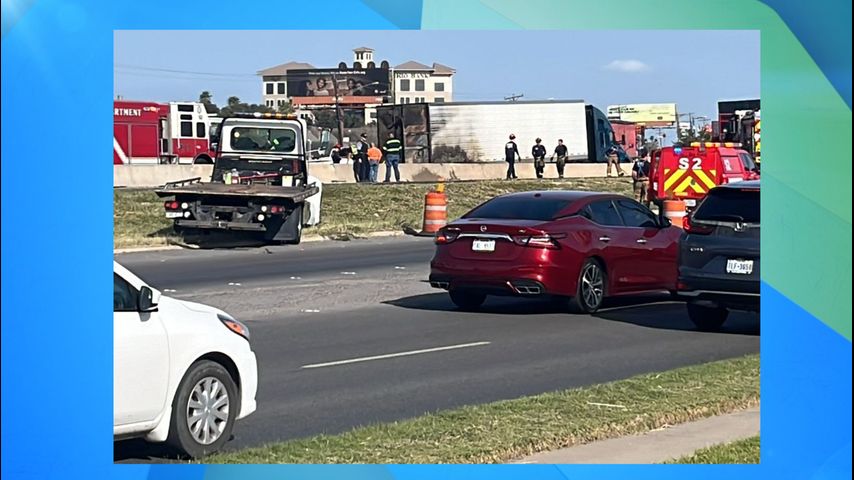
[667,436,760,464]
[114,178,635,249]
[208,354,759,464]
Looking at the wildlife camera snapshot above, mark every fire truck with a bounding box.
[648,142,760,210]
[114,100,216,165]
[715,100,760,166]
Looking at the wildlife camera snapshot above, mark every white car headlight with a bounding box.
[217,313,250,341]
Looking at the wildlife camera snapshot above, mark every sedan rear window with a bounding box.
[693,187,760,223]
[464,196,569,221]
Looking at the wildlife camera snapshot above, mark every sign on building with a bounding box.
[286,68,391,98]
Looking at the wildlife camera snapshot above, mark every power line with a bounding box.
[114,64,257,78]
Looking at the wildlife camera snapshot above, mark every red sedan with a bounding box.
[429,191,681,312]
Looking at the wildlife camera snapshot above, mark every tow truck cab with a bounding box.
[648,142,760,209]
[156,113,323,244]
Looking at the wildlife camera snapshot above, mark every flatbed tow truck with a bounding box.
[155,112,323,244]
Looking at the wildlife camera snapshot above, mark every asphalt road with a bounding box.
[114,236,759,462]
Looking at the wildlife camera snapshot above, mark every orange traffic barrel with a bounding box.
[663,199,686,228]
[422,185,448,234]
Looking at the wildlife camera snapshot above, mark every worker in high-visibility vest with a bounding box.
[382,132,403,183]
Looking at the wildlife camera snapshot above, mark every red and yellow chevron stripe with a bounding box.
[663,168,717,197]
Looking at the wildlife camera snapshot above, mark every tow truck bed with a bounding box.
[154,178,319,202]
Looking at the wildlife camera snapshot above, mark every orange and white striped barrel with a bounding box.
[663,199,687,228]
[422,189,448,234]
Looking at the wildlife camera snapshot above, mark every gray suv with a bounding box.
[678,181,760,331]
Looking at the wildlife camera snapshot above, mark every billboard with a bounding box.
[286,68,390,99]
[607,103,677,126]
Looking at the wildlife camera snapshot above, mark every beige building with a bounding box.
[393,61,455,104]
[256,49,456,118]
[256,61,316,109]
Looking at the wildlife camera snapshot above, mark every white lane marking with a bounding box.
[301,309,321,313]
[301,341,491,369]
[340,271,357,275]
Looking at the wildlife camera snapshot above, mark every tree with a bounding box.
[198,91,219,115]
[677,127,711,145]
[312,110,338,129]
[198,92,274,117]
[277,101,294,114]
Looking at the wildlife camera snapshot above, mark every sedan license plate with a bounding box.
[726,259,753,275]
[165,211,183,218]
[472,239,496,252]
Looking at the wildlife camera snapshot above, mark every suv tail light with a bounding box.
[512,233,565,249]
[683,215,714,234]
[434,228,460,245]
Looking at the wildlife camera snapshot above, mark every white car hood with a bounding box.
[157,295,228,318]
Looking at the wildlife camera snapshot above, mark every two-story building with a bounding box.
[257,48,455,123]
[392,61,455,104]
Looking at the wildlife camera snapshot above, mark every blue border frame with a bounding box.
[2,1,850,479]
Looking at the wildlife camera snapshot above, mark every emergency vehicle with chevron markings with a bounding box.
[648,142,760,209]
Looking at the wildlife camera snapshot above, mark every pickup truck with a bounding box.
[155,113,323,244]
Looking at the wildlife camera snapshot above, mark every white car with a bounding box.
[113,261,257,457]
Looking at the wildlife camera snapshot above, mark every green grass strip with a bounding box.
[666,436,760,464]
[114,178,635,249]
[209,354,759,464]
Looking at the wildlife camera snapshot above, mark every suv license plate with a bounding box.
[472,239,495,252]
[726,259,753,275]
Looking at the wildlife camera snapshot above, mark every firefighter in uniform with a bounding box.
[606,142,625,177]
[532,138,547,179]
[631,154,651,207]
[382,132,403,183]
[505,134,520,180]
[551,139,568,178]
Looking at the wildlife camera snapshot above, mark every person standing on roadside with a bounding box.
[605,142,625,177]
[331,144,342,164]
[349,142,361,182]
[532,138,547,179]
[356,133,370,182]
[367,142,383,183]
[632,154,652,207]
[383,132,403,183]
[505,134,520,180]
[551,139,568,178]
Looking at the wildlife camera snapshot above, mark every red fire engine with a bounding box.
[113,100,215,165]
[648,142,760,209]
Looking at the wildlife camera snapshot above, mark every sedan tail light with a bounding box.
[512,233,565,249]
[434,228,460,245]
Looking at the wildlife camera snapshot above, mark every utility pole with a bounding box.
[331,73,345,146]
[504,93,524,102]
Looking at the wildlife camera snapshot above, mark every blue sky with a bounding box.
[114,30,758,121]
